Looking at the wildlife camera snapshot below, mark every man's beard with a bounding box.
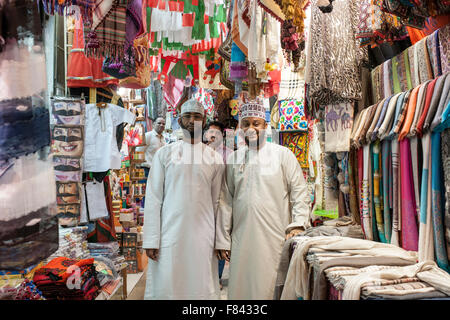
[244,130,265,148]
[180,122,202,140]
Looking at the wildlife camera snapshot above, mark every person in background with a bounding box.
[204,120,233,290]
[141,117,166,178]
[204,121,234,165]
[143,99,225,299]
[215,100,311,300]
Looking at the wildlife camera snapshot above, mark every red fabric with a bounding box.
[67,17,118,88]
[416,78,437,137]
[183,13,194,26]
[147,0,158,7]
[33,257,94,284]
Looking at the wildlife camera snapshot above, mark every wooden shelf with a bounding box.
[133,195,145,198]
[131,177,146,181]
[131,159,145,163]
[135,117,146,122]
[129,99,145,104]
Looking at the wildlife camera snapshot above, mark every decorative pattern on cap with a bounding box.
[180,99,205,115]
[239,100,266,120]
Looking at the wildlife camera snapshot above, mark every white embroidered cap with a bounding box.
[180,99,205,115]
[239,100,266,120]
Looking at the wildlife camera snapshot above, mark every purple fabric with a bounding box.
[125,0,143,50]
[400,138,419,251]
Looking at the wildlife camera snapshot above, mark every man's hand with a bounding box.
[285,227,305,240]
[146,249,159,261]
[215,249,231,261]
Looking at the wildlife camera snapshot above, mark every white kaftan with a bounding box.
[216,142,311,300]
[143,140,225,299]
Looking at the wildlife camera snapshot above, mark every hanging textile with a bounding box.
[306,0,367,106]
[280,132,309,169]
[324,103,354,153]
[277,99,308,131]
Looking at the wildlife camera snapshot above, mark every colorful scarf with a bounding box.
[373,140,387,242]
[86,0,128,59]
[430,132,450,272]
[381,140,392,243]
[390,138,400,246]
[439,23,450,75]
[418,133,435,262]
[399,138,419,251]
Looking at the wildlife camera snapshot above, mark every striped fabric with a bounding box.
[87,0,128,59]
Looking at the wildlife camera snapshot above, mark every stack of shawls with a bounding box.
[280,236,418,300]
[33,257,100,300]
[342,261,450,300]
[47,227,90,262]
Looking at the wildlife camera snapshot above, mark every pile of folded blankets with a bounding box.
[33,257,100,300]
[277,235,450,300]
[88,242,126,274]
[47,226,90,261]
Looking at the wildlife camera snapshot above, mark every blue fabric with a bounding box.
[372,95,392,141]
[431,132,449,272]
[0,106,50,161]
[0,97,35,125]
[387,92,406,139]
[218,259,225,279]
[434,100,450,133]
[381,140,392,242]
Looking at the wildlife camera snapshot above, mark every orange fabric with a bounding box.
[67,17,118,88]
[399,85,420,140]
[407,15,450,44]
[406,27,426,45]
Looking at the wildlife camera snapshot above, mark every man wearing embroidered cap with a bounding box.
[143,98,225,299]
[216,98,311,299]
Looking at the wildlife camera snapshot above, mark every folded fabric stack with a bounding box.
[47,227,90,261]
[33,257,100,300]
[92,256,119,287]
[279,236,420,300]
[273,218,365,299]
[87,242,125,274]
[325,261,450,300]
[88,242,119,260]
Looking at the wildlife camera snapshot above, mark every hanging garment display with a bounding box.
[306,0,367,106]
[83,103,136,172]
[280,132,309,169]
[324,103,354,152]
[199,53,227,90]
[119,33,152,89]
[277,99,308,131]
[67,16,118,88]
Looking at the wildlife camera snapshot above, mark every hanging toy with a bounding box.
[203,56,221,84]
[229,99,239,116]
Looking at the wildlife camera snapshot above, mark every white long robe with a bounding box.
[143,140,225,299]
[216,142,311,300]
